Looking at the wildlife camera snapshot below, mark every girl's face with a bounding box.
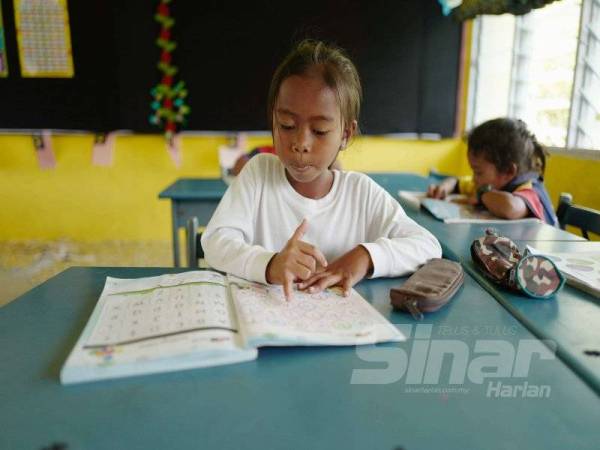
[273,72,355,199]
[468,152,517,189]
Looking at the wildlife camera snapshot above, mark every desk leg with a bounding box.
[171,203,180,267]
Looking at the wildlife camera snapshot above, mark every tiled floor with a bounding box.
[0,240,173,307]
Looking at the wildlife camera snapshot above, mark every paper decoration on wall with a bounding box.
[441,0,561,20]
[149,0,190,147]
[14,0,74,77]
[92,132,115,167]
[0,3,8,77]
[166,133,182,167]
[33,130,56,169]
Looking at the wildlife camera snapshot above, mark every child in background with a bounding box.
[202,39,441,300]
[427,118,558,225]
[230,145,276,176]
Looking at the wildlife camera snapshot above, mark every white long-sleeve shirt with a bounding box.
[202,154,442,284]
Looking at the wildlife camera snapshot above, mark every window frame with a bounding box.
[466,0,600,151]
[567,0,600,149]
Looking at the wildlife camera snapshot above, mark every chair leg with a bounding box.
[196,232,204,259]
[186,217,200,268]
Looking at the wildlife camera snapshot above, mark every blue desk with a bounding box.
[388,181,600,394]
[159,178,228,266]
[405,201,600,393]
[455,240,600,395]
[402,210,585,261]
[1,267,599,449]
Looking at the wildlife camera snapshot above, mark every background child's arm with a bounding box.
[427,177,458,199]
[480,191,529,220]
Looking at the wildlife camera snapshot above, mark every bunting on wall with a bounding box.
[33,130,56,169]
[91,132,116,167]
[439,0,561,20]
[0,3,8,77]
[149,0,190,165]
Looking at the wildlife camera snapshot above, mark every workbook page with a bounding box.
[86,271,238,348]
[228,276,405,346]
[61,271,258,384]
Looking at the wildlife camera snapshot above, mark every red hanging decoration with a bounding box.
[149,0,190,141]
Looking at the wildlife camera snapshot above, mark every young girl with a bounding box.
[427,118,558,226]
[202,40,441,300]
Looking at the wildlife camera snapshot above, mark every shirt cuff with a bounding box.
[360,243,388,279]
[245,250,277,284]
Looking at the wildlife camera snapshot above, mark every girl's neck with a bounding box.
[285,169,334,200]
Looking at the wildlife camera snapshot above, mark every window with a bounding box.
[467,0,599,150]
[568,0,600,149]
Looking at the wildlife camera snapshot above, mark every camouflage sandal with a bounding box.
[515,253,565,299]
[471,229,565,299]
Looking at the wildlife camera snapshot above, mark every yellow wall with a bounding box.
[0,134,463,241]
[2,133,598,242]
[544,154,600,211]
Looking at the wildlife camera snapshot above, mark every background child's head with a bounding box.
[267,39,362,144]
[467,118,548,188]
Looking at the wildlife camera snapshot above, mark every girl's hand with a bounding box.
[266,219,328,300]
[297,245,373,297]
[426,177,458,199]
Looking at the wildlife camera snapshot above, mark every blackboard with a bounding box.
[0,0,461,136]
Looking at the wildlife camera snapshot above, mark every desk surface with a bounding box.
[394,191,599,394]
[159,178,228,200]
[1,267,599,450]
[464,242,600,395]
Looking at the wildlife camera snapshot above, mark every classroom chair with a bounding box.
[186,216,204,267]
[556,193,600,240]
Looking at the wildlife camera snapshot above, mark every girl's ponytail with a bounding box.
[530,133,548,176]
[515,119,548,176]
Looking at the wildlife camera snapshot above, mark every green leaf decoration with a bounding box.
[154,14,174,28]
[150,0,190,137]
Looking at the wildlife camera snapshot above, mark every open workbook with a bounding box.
[60,271,404,384]
[398,191,540,224]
